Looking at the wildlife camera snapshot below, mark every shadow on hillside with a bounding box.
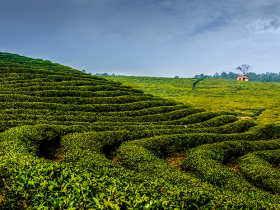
[36,132,63,163]
[102,144,119,161]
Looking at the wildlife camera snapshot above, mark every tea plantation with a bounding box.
[1,52,280,209]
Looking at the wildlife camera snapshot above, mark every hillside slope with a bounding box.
[1,52,280,209]
[100,75,280,126]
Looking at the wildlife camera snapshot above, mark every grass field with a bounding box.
[100,76,280,127]
[1,52,280,209]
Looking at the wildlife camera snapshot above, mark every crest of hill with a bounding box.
[0,51,127,86]
[0,52,116,85]
[0,52,83,75]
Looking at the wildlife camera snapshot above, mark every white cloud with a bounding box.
[246,18,280,34]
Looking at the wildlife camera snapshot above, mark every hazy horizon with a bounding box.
[1,0,280,78]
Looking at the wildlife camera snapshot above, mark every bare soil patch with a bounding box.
[237,116,253,119]
[166,153,186,171]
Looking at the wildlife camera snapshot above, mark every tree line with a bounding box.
[194,71,280,83]
[81,70,127,77]
[82,64,280,83]
[194,64,280,83]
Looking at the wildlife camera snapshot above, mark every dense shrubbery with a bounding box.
[1,52,280,209]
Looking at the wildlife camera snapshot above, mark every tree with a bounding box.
[234,64,252,76]
[174,76,179,78]
[228,71,238,79]
[82,69,86,73]
[220,71,228,79]
[214,72,220,79]
[199,74,205,78]
[246,72,257,81]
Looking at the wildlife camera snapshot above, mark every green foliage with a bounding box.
[238,150,280,194]
[1,51,280,209]
[194,69,280,83]
[256,123,280,140]
[192,78,204,90]
[101,75,280,126]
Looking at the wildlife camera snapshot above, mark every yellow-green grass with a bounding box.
[101,76,280,126]
[1,52,280,209]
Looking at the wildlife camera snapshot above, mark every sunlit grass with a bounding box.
[102,76,280,126]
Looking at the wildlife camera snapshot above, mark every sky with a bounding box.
[1,0,280,78]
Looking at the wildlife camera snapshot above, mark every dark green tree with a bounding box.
[246,72,257,81]
[214,72,220,79]
[220,71,228,79]
[228,71,238,79]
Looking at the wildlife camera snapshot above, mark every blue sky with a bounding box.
[1,0,280,78]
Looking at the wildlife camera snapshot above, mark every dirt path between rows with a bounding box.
[237,116,253,119]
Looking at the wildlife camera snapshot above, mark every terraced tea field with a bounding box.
[1,52,280,209]
[100,75,280,127]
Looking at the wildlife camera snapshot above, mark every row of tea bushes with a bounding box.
[156,111,236,125]
[177,119,257,134]
[184,115,238,128]
[181,138,280,201]
[97,108,206,122]
[0,100,179,112]
[115,143,170,174]
[238,149,280,194]
[0,104,189,117]
[0,119,183,133]
[0,116,256,138]
[0,108,203,123]
[1,76,118,87]
[113,131,266,159]
[1,75,121,85]
[1,77,121,87]
[60,132,123,170]
[1,84,134,92]
[0,94,158,104]
[0,89,144,98]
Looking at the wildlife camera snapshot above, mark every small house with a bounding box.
[237,76,249,81]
